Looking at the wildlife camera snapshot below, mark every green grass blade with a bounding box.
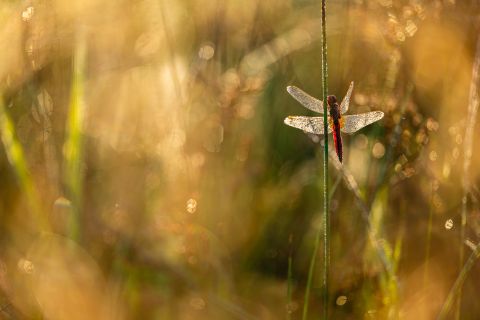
[287,234,294,320]
[320,0,330,317]
[63,29,87,241]
[302,0,330,319]
[0,97,47,230]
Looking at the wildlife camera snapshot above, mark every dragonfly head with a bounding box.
[327,95,337,106]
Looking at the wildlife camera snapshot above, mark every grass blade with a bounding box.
[320,0,330,318]
[0,97,47,230]
[63,29,87,241]
[455,33,480,319]
[287,234,294,320]
[438,243,480,320]
[302,1,330,319]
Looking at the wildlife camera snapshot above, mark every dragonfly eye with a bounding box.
[327,95,337,105]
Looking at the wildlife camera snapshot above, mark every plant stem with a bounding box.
[438,242,480,320]
[0,98,47,231]
[301,1,329,318]
[423,181,435,289]
[64,28,87,242]
[287,234,294,320]
[455,33,480,320]
[320,0,329,319]
[303,221,321,320]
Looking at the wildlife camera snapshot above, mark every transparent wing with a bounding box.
[284,116,333,135]
[340,81,354,114]
[341,111,384,134]
[286,86,324,114]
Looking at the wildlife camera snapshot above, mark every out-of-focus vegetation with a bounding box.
[0,0,480,319]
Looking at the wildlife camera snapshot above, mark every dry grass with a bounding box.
[0,1,479,319]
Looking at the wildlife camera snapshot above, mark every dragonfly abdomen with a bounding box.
[328,99,343,163]
[332,120,343,162]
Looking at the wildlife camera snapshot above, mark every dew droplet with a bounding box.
[134,33,160,57]
[455,134,462,145]
[189,296,206,310]
[445,219,453,230]
[54,197,72,209]
[203,123,224,152]
[22,6,34,21]
[452,147,460,160]
[186,198,197,214]
[405,20,418,37]
[170,129,186,148]
[448,126,457,135]
[380,0,393,7]
[198,44,215,60]
[236,103,254,119]
[372,142,385,159]
[426,118,439,131]
[442,164,451,179]
[354,134,368,149]
[17,258,35,274]
[191,152,205,168]
[286,301,299,313]
[395,31,406,42]
[336,295,348,306]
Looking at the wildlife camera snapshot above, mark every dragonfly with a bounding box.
[284,82,384,163]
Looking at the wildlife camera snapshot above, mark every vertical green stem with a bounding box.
[64,28,87,241]
[303,225,322,320]
[0,98,48,231]
[320,0,330,319]
[287,234,293,320]
[302,2,329,319]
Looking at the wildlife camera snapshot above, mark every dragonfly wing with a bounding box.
[286,86,324,114]
[284,116,332,135]
[340,81,354,114]
[341,111,384,134]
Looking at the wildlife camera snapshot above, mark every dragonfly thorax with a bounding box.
[327,95,337,106]
[327,95,340,119]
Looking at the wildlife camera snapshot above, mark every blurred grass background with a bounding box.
[0,0,480,319]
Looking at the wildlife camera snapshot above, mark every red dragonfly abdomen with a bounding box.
[328,97,343,163]
[332,120,343,162]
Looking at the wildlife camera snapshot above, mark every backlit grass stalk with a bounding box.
[320,1,329,318]
[287,234,294,320]
[64,29,87,241]
[423,181,435,289]
[438,242,480,320]
[0,98,48,231]
[329,150,395,280]
[302,0,330,319]
[455,34,480,320]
